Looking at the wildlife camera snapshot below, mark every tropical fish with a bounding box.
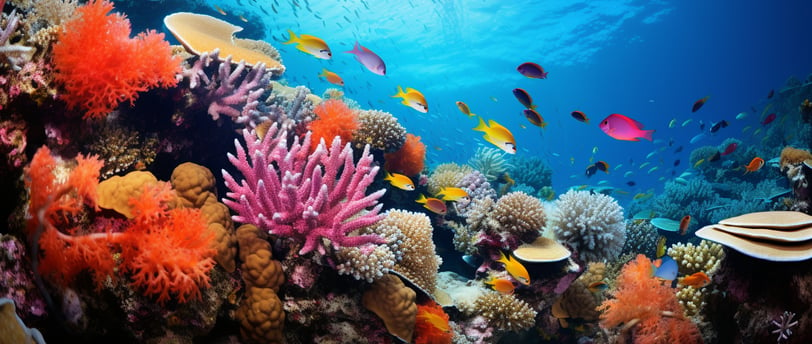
[761,113,777,125]
[238,15,248,22]
[571,110,589,123]
[416,306,450,332]
[384,171,415,191]
[648,166,659,174]
[437,187,468,202]
[634,192,653,201]
[462,254,482,267]
[587,281,608,293]
[416,194,447,215]
[624,171,634,178]
[392,86,428,113]
[595,161,609,172]
[710,120,728,133]
[214,5,227,15]
[681,119,693,127]
[668,118,676,128]
[585,164,598,177]
[496,251,530,285]
[318,68,344,86]
[484,276,515,294]
[679,215,691,235]
[720,143,738,156]
[692,95,710,112]
[516,62,548,79]
[689,133,705,144]
[680,272,711,288]
[283,29,332,59]
[736,112,747,120]
[456,101,475,117]
[512,88,535,109]
[523,109,547,128]
[744,157,765,174]
[345,41,386,75]
[473,117,517,154]
[708,151,721,162]
[654,256,678,280]
[626,181,636,186]
[656,236,667,258]
[599,114,655,141]
[693,159,705,168]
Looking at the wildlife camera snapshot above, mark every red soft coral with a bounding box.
[51,0,180,119]
[597,254,701,344]
[414,301,453,344]
[308,99,359,151]
[384,133,426,176]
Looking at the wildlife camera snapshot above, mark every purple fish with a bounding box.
[344,41,386,75]
[517,62,548,79]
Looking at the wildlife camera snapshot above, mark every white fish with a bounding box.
[639,162,651,169]
[646,151,657,159]
[690,133,705,144]
[598,180,609,185]
[682,119,693,127]
[675,177,688,185]
[614,164,623,170]
[736,112,747,120]
[648,166,660,174]
[624,171,634,178]
[668,119,676,128]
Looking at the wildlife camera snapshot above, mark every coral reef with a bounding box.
[469,292,537,332]
[477,191,546,250]
[427,163,474,195]
[388,209,442,293]
[353,109,406,153]
[308,99,359,152]
[384,133,426,177]
[779,146,812,213]
[0,236,46,321]
[467,147,514,181]
[362,274,417,342]
[335,210,406,283]
[667,240,724,276]
[85,124,159,178]
[235,224,285,343]
[51,0,180,118]
[508,155,553,191]
[222,123,386,255]
[548,189,626,262]
[620,220,659,258]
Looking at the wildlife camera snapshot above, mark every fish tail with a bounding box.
[641,129,655,141]
[473,117,488,132]
[391,85,405,98]
[416,193,427,204]
[283,29,298,44]
[496,250,509,265]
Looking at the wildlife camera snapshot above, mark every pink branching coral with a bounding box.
[222,122,387,255]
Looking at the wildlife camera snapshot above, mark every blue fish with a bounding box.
[654,256,678,281]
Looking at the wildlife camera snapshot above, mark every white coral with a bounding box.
[548,190,626,262]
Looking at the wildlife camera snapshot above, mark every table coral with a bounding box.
[51,0,181,119]
[222,122,386,255]
[362,274,417,342]
[549,189,626,262]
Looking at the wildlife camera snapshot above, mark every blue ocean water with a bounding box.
[145,0,812,196]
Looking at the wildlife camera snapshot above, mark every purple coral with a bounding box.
[222,123,387,255]
[771,311,798,343]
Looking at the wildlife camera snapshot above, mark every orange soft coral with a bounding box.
[384,133,426,176]
[414,301,452,344]
[51,0,180,119]
[308,99,359,151]
[597,254,701,344]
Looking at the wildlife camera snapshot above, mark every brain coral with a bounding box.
[353,109,407,153]
[487,191,546,237]
[548,189,626,262]
[52,0,180,119]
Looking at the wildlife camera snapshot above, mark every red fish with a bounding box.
[512,88,535,109]
[516,62,548,79]
[744,157,765,174]
[416,194,447,215]
[761,113,776,125]
[599,114,655,141]
[692,96,710,112]
[720,143,738,156]
[679,272,711,288]
[679,215,691,235]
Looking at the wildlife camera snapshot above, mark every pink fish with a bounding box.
[599,114,655,141]
[761,113,776,125]
[344,41,386,75]
[720,142,738,156]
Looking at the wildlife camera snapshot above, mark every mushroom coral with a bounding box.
[52,0,181,119]
[597,254,701,344]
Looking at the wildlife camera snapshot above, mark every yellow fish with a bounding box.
[392,86,428,113]
[496,251,530,285]
[484,276,515,294]
[693,159,705,168]
[456,101,475,117]
[656,236,667,258]
[473,117,516,154]
[318,68,344,86]
[436,187,468,202]
[283,29,332,59]
[384,171,415,191]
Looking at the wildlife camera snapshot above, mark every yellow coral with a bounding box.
[362,274,417,342]
[472,292,537,332]
[779,146,812,170]
[96,171,159,218]
[170,162,217,208]
[427,163,473,195]
[235,224,285,343]
[676,286,705,318]
[667,240,724,276]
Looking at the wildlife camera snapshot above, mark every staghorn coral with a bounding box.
[308,99,359,152]
[548,189,626,262]
[447,220,477,255]
[353,109,406,153]
[597,254,701,344]
[235,224,285,343]
[222,123,386,255]
[621,220,659,257]
[676,286,704,318]
[666,240,724,276]
[85,124,158,178]
[0,11,34,71]
[471,292,537,332]
[388,209,442,293]
[427,163,473,195]
[362,274,417,342]
[51,0,180,118]
[468,146,514,181]
[384,133,426,177]
[335,211,406,282]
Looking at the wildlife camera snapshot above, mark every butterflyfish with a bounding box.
[496,251,530,285]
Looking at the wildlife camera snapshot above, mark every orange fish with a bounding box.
[484,276,515,294]
[587,281,608,293]
[679,215,691,235]
[679,272,711,288]
[213,5,227,15]
[416,194,447,215]
[318,68,344,86]
[744,157,765,174]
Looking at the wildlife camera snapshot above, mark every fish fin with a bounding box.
[641,129,655,141]
[392,85,405,98]
[416,194,427,204]
[283,29,298,44]
[496,250,509,265]
[473,117,488,132]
